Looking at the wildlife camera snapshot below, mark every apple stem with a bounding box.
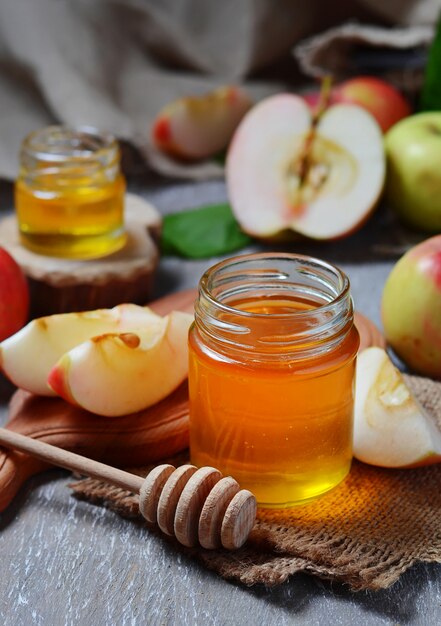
[296,75,333,187]
[313,75,333,123]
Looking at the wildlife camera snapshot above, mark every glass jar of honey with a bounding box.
[189,253,360,508]
[15,126,126,259]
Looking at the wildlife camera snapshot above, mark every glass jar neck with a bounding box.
[194,253,354,362]
[19,125,121,187]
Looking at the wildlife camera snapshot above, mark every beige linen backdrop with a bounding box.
[0,0,439,180]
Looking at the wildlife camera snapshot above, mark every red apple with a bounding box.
[382,235,441,378]
[227,94,385,240]
[0,248,29,342]
[303,77,411,133]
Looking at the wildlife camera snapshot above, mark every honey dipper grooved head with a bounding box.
[137,463,257,550]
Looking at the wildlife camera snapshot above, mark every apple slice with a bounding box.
[354,347,441,468]
[152,86,252,160]
[47,311,193,417]
[226,94,385,240]
[0,305,161,396]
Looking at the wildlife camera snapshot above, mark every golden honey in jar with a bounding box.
[15,126,126,259]
[189,253,359,508]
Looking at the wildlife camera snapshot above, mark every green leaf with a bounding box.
[161,203,252,259]
[212,150,227,166]
[421,17,441,111]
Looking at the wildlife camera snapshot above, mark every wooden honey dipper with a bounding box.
[0,427,257,550]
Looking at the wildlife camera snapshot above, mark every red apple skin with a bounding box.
[382,235,441,378]
[0,248,29,342]
[302,91,320,110]
[47,356,76,405]
[303,77,411,133]
[335,77,411,133]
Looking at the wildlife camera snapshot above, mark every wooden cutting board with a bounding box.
[0,288,385,512]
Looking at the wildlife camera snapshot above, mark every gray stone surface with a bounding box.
[0,178,440,625]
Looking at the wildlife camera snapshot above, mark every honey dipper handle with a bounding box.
[0,428,144,494]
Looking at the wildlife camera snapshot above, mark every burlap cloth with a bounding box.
[0,0,438,182]
[69,374,441,591]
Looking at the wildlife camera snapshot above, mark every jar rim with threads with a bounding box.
[15,125,126,259]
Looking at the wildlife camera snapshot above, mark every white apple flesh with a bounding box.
[227,95,385,240]
[0,305,162,396]
[47,311,193,417]
[354,347,441,468]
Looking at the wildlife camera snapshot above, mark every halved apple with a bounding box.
[226,94,385,240]
[152,86,252,160]
[47,311,193,417]
[0,305,161,396]
[354,347,441,468]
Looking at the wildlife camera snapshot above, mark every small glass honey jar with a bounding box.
[189,253,360,508]
[15,126,126,259]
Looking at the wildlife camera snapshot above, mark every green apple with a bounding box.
[382,235,441,378]
[385,112,441,232]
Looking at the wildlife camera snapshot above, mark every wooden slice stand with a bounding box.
[0,193,162,317]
